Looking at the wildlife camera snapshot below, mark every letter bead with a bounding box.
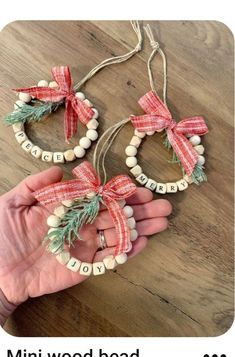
[156,183,167,194]
[56,250,70,265]
[15,131,27,144]
[53,152,64,163]
[136,173,148,185]
[93,262,105,275]
[79,262,93,276]
[145,178,157,191]
[41,151,53,162]
[103,255,118,270]
[166,182,178,193]
[22,140,33,152]
[66,257,81,272]
[31,146,43,159]
[130,165,142,177]
[12,122,24,133]
[176,179,188,191]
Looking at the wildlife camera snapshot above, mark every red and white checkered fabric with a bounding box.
[130,91,208,176]
[33,161,137,257]
[14,66,94,141]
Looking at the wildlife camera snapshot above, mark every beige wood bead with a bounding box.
[156,183,167,194]
[145,178,157,191]
[197,155,205,166]
[130,229,138,241]
[93,262,105,275]
[86,118,99,130]
[130,136,142,148]
[92,108,99,119]
[184,174,193,184]
[146,131,155,135]
[115,253,128,265]
[103,255,118,270]
[75,92,85,100]
[64,149,76,162]
[86,191,96,199]
[12,122,24,133]
[41,151,53,162]
[127,217,136,229]
[125,145,137,156]
[123,205,134,218]
[79,137,91,149]
[118,199,126,208]
[130,165,142,177]
[126,156,137,168]
[66,257,81,272]
[86,129,98,141]
[38,80,49,87]
[176,179,188,191]
[22,140,33,152]
[136,173,148,185]
[194,144,205,155]
[62,200,74,207]
[15,131,27,144]
[53,152,65,164]
[134,129,146,139]
[47,214,61,228]
[56,250,70,265]
[166,182,178,193]
[79,262,93,276]
[31,146,43,159]
[19,92,31,103]
[14,100,25,109]
[83,99,93,107]
[74,146,86,158]
[47,227,57,240]
[49,81,59,89]
[54,205,68,218]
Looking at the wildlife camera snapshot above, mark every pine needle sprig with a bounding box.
[4,100,63,125]
[191,164,207,185]
[45,195,103,254]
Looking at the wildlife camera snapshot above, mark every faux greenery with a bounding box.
[4,100,63,125]
[45,194,103,254]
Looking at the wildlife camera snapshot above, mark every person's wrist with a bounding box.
[0,288,17,326]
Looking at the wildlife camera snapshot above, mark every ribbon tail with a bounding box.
[65,99,78,141]
[106,199,131,257]
[71,97,94,125]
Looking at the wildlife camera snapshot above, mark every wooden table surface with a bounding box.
[0,21,233,337]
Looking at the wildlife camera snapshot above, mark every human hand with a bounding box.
[0,166,172,324]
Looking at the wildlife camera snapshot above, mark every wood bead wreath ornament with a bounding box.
[3,21,142,164]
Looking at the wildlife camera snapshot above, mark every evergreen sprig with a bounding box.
[45,195,103,254]
[4,100,63,125]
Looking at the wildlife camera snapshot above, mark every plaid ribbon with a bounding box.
[14,66,94,141]
[130,91,208,176]
[33,161,137,257]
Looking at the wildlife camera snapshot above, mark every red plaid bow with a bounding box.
[14,66,94,141]
[130,91,208,176]
[33,161,136,257]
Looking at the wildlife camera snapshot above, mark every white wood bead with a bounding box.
[134,129,146,139]
[126,156,137,168]
[166,182,178,193]
[31,146,43,159]
[75,92,85,101]
[79,262,92,276]
[53,152,64,164]
[115,253,128,265]
[66,257,81,272]
[156,183,167,194]
[12,122,24,133]
[130,136,142,148]
[47,227,57,240]
[37,80,49,87]
[194,144,205,155]
[54,205,68,218]
[93,262,105,275]
[118,199,126,208]
[47,214,61,228]
[22,140,33,152]
[123,205,134,218]
[130,165,142,177]
[86,118,99,130]
[74,145,86,158]
[56,250,70,265]
[130,229,138,241]
[83,99,93,107]
[41,151,53,162]
[197,155,205,166]
[103,255,118,270]
[136,173,148,185]
[127,217,136,229]
[86,191,96,199]
[62,200,74,207]
[14,100,25,109]
[92,108,99,119]
[183,174,193,184]
[146,131,155,135]
[145,178,157,191]
[19,92,31,103]
[176,179,188,191]
[49,81,59,89]
[64,149,76,162]
[125,145,137,156]
[86,129,98,141]
[189,135,201,146]
[79,137,91,149]
[15,131,27,144]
